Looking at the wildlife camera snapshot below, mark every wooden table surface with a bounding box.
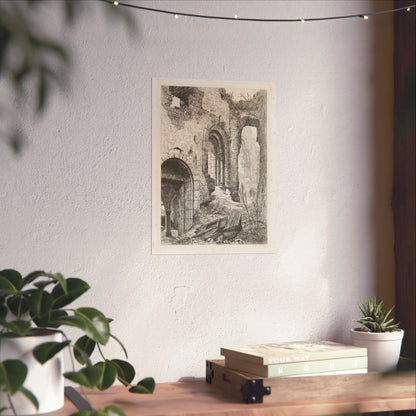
[50,371,416,416]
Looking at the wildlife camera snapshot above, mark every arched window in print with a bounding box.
[238,126,259,207]
[207,134,224,187]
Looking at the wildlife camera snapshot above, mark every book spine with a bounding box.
[262,349,368,365]
[221,346,368,365]
[267,356,368,377]
[225,356,368,377]
[285,368,368,377]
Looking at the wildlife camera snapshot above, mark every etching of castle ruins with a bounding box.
[152,79,273,254]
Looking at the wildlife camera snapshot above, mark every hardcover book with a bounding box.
[220,341,367,366]
[224,355,368,377]
[285,368,368,377]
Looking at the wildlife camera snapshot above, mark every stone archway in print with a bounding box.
[161,158,194,237]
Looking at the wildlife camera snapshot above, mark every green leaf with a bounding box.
[19,386,39,411]
[68,412,91,416]
[23,271,68,295]
[7,295,30,318]
[64,0,78,25]
[0,359,27,395]
[12,56,33,85]
[128,377,155,394]
[94,361,117,391]
[0,303,7,321]
[0,276,19,296]
[33,280,55,290]
[33,340,70,364]
[69,407,126,416]
[0,270,22,291]
[29,289,53,317]
[22,270,50,287]
[54,309,109,345]
[383,306,394,321]
[52,315,89,333]
[51,278,90,309]
[29,36,70,65]
[47,310,69,328]
[52,273,67,294]
[29,290,53,326]
[110,359,135,386]
[7,127,26,155]
[0,319,31,336]
[73,350,92,368]
[355,296,400,332]
[64,366,102,389]
[74,308,110,345]
[97,406,127,416]
[37,66,48,113]
[74,335,96,365]
[35,273,67,294]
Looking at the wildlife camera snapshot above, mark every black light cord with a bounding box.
[99,0,415,23]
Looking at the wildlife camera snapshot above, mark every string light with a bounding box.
[100,0,415,23]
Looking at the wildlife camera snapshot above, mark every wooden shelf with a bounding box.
[50,367,415,416]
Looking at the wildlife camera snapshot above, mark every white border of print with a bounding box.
[152,77,276,255]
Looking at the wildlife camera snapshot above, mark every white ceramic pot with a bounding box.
[351,328,404,372]
[0,329,64,415]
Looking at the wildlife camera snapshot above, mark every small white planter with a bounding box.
[0,329,64,415]
[351,328,404,372]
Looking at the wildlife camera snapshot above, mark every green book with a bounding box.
[224,355,368,377]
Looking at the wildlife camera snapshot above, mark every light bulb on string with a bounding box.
[100,1,416,24]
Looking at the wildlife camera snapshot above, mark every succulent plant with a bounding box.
[353,296,400,333]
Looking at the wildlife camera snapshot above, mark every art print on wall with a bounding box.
[152,78,275,254]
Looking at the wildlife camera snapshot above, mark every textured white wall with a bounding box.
[0,1,394,382]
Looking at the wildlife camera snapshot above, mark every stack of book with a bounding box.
[220,340,368,378]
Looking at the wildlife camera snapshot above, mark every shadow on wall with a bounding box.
[371,5,395,307]
[322,2,396,344]
[391,0,415,360]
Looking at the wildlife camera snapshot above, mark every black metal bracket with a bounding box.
[206,360,214,384]
[240,378,271,403]
[64,386,93,411]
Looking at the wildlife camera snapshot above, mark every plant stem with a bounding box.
[17,296,22,320]
[61,332,94,411]
[7,393,17,416]
[97,343,106,361]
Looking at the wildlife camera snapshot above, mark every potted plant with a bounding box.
[351,296,404,372]
[0,269,155,416]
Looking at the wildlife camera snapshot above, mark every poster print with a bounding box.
[152,78,275,254]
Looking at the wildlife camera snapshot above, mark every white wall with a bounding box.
[0,1,394,382]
